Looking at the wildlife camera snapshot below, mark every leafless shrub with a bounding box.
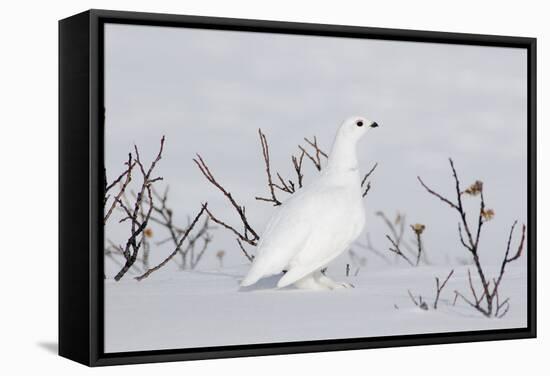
[110,137,165,281]
[104,136,216,279]
[418,158,526,318]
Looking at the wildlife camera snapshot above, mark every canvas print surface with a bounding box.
[103,23,528,353]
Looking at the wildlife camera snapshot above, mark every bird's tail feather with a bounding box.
[240,256,280,287]
[240,272,261,287]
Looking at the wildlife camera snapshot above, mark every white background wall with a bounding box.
[0,0,546,374]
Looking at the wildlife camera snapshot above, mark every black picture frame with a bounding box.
[59,9,537,367]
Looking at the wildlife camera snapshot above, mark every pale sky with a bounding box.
[103,23,527,273]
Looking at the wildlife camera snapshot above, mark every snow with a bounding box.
[104,262,527,353]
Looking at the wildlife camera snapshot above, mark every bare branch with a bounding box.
[356,233,392,264]
[417,176,459,211]
[276,172,295,194]
[236,238,255,262]
[190,231,213,269]
[361,162,378,187]
[492,222,526,299]
[255,129,282,206]
[304,136,328,158]
[386,234,414,266]
[378,212,404,245]
[104,153,136,224]
[457,223,472,251]
[136,204,208,281]
[505,222,526,263]
[410,225,424,266]
[467,269,481,305]
[408,290,419,306]
[205,206,257,247]
[408,290,428,310]
[454,290,489,316]
[433,269,454,309]
[114,185,154,281]
[361,163,378,198]
[299,136,327,171]
[194,154,259,246]
[135,136,165,183]
[105,153,135,194]
[291,150,306,189]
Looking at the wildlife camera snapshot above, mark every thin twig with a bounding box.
[104,153,136,224]
[433,269,454,309]
[356,233,392,264]
[417,176,459,211]
[300,136,328,171]
[194,154,259,247]
[291,150,306,189]
[412,227,423,266]
[255,129,282,206]
[236,238,255,262]
[304,136,328,158]
[361,162,378,197]
[136,204,207,281]
[386,234,414,266]
[492,222,526,300]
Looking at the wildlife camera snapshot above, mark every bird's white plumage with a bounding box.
[241,116,377,290]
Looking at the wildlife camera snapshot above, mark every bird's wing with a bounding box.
[240,190,315,286]
[276,186,365,288]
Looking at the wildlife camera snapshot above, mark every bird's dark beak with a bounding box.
[370,121,379,128]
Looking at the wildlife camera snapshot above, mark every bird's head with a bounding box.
[337,116,379,143]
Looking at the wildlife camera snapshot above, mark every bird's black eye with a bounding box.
[356,121,363,127]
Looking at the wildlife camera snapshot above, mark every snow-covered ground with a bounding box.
[104,262,527,353]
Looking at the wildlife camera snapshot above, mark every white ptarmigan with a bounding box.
[241,116,379,290]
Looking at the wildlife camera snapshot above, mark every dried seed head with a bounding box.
[411,223,426,235]
[216,250,225,259]
[481,208,495,221]
[464,180,483,196]
[144,228,153,238]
